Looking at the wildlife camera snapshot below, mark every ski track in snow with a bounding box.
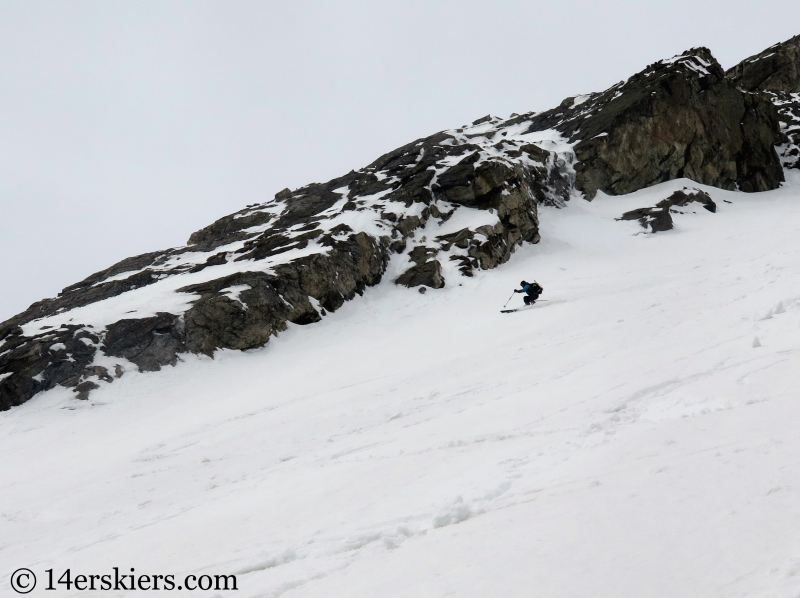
[4,178,800,597]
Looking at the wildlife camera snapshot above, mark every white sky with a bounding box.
[1,0,798,321]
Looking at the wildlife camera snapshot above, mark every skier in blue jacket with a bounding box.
[515,280,542,306]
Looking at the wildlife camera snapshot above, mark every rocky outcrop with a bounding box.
[396,260,445,289]
[0,39,794,410]
[727,35,800,93]
[0,230,391,409]
[772,96,800,170]
[727,35,800,171]
[0,116,572,410]
[523,48,785,198]
[617,188,717,233]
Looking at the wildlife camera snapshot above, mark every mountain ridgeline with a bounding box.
[2,37,800,410]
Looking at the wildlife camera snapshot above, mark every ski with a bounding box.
[501,300,547,313]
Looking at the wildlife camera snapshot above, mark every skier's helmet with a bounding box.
[520,280,527,286]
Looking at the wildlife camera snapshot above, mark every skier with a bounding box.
[514,280,542,306]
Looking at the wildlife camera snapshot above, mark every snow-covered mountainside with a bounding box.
[4,31,800,597]
[4,178,800,597]
[0,42,793,410]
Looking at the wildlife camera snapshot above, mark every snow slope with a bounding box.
[4,177,800,597]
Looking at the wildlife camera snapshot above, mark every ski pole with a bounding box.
[502,291,515,308]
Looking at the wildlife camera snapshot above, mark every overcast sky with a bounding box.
[1,1,798,321]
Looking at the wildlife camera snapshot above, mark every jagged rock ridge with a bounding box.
[0,41,795,410]
[524,47,785,197]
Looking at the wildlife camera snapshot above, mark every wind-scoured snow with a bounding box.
[3,178,800,597]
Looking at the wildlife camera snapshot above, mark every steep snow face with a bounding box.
[4,178,800,597]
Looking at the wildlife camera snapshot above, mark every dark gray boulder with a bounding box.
[617,188,717,233]
[396,260,445,289]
